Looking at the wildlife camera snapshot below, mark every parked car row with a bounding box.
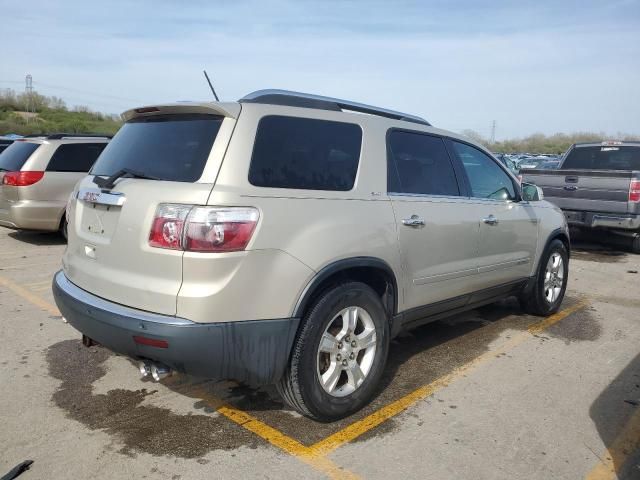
[492,152,561,175]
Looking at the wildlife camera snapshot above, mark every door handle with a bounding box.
[483,215,499,226]
[402,215,425,227]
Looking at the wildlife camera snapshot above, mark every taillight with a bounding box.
[630,180,640,203]
[148,204,192,250]
[2,171,44,186]
[184,207,259,252]
[149,204,259,252]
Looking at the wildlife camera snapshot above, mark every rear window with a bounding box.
[248,116,362,191]
[0,141,13,154]
[562,146,640,170]
[0,142,40,172]
[47,143,107,172]
[91,114,223,182]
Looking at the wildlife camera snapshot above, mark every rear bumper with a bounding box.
[0,200,63,231]
[52,270,300,385]
[563,210,640,231]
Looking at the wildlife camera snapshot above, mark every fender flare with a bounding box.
[292,256,399,318]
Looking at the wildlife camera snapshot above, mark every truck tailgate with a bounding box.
[521,169,636,214]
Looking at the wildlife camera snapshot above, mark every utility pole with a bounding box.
[490,120,496,143]
[25,74,33,123]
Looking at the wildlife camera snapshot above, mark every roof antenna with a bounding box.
[203,70,220,101]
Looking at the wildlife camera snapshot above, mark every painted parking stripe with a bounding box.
[309,300,590,455]
[0,273,360,479]
[0,272,589,479]
[585,406,640,480]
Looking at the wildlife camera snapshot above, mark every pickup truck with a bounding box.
[521,141,640,253]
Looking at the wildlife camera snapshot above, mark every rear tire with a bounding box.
[521,239,569,316]
[277,282,389,421]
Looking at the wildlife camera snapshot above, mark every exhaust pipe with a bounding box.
[137,360,171,381]
[138,361,151,378]
[150,363,171,381]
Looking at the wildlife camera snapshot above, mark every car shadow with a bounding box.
[47,296,592,455]
[8,230,66,246]
[589,353,640,478]
[571,230,635,259]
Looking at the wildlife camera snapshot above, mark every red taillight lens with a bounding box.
[148,204,192,250]
[184,207,259,252]
[2,171,44,186]
[630,180,640,203]
[148,204,259,252]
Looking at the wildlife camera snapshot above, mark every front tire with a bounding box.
[277,282,389,421]
[631,234,640,254]
[521,239,569,316]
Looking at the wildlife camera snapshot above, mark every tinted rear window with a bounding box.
[91,114,223,182]
[562,146,640,170]
[0,142,40,172]
[248,116,362,191]
[47,143,107,172]
[0,141,13,154]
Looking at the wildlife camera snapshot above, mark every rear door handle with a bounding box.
[402,215,425,227]
[483,215,499,226]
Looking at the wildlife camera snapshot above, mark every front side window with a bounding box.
[248,116,362,191]
[452,141,516,201]
[47,143,107,172]
[387,131,460,196]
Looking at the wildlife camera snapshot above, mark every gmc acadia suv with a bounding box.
[53,90,569,421]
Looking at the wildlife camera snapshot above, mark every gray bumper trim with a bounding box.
[52,271,300,385]
[564,211,640,231]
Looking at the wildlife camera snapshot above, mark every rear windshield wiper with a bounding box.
[93,168,161,190]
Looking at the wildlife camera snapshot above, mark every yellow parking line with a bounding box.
[1,270,589,479]
[0,275,60,316]
[0,261,61,270]
[0,273,359,479]
[585,406,640,480]
[310,299,590,455]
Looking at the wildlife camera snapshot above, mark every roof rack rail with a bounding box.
[46,133,113,140]
[239,89,431,126]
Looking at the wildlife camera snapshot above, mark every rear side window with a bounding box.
[248,116,362,191]
[451,141,516,201]
[387,131,460,196]
[562,146,640,170]
[46,143,107,172]
[91,114,223,182]
[0,142,40,171]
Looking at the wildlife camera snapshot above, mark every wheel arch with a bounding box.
[292,257,399,321]
[534,227,570,273]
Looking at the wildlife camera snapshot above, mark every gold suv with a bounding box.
[52,90,569,421]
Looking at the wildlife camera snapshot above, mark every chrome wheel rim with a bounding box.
[544,252,564,303]
[316,306,377,397]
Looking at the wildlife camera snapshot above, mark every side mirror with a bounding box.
[521,182,544,202]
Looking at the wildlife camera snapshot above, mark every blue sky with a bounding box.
[1,0,639,138]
